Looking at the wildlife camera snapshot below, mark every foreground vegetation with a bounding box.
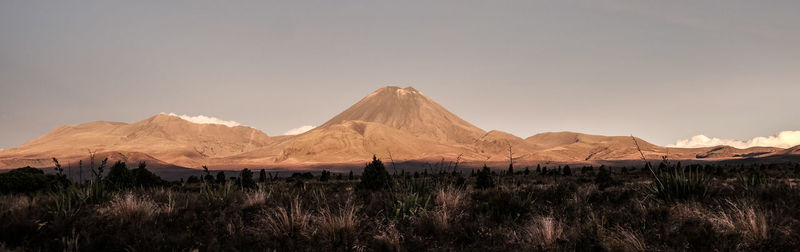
[1,157,800,251]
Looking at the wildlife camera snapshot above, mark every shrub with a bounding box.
[359,156,392,191]
[105,161,133,190]
[131,162,163,188]
[291,172,314,180]
[240,168,256,189]
[473,189,532,223]
[186,175,200,184]
[0,167,64,194]
[475,165,495,189]
[595,165,615,190]
[563,165,572,176]
[259,169,267,183]
[216,171,226,184]
[319,170,331,182]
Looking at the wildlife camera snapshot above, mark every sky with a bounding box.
[1,0,799,149]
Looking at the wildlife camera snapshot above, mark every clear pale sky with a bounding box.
[1,0,799,149]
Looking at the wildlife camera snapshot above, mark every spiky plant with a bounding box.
[647,166,708,202]
[735,171,769,191]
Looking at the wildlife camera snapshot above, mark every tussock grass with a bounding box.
[711,200,769,246]
[243,187,271,208]
[428,186,465,231]
[99,192,160,221]
[316,200,359,249]
[372,222,401,252]
[604,226,646,252]
[1,195,37,213]
[524,216,564,249]
[262,197,312,240]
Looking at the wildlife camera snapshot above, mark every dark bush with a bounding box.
[563,165,572,176]
[319,170,331,182]
[105,161,133,190]
[131,162,163,188]
[472,189,531,223]
[595,165,615,190]
[475,165,495,189]
[291,172,314,180]
[216,171,226,184]
[0,167,64,194]
[258,169,267,183]
[359,156,392,191]
[239,168,256,189]
[186,175,200,184]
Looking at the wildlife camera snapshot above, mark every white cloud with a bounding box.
[162,112,241,127]
[670,131,800,149]
[284,125,315,135]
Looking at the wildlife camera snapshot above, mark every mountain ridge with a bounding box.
[0,86,797,170]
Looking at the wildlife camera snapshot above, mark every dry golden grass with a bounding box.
[604,225,647,252]
[710,200,769,245]
[316,201,359,248]
[571,184,597,204]
[372,222,401,252]
[1,195,37,213]
[99,192,159,221]
[243,187,271,208]
[669,199,769,247]
[429,186,466,230]
[525,216,564,248]
[262,197,311,239]
[435,186,465,211]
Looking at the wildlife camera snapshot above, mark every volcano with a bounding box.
[252,86,488,164]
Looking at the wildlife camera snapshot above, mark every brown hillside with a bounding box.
[0,114,272,168]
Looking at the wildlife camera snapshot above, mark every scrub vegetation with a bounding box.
[1,158,800,251]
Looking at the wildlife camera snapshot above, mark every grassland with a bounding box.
[1,160,800,251]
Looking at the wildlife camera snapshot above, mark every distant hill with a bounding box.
[0,114,271,168]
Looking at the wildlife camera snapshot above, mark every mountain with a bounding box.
[261,86,487,164]
[522,132,662,161]
[521,132,783,162]
[0,86,795,171]
[321,87,485,144]
[0,114,272,168]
